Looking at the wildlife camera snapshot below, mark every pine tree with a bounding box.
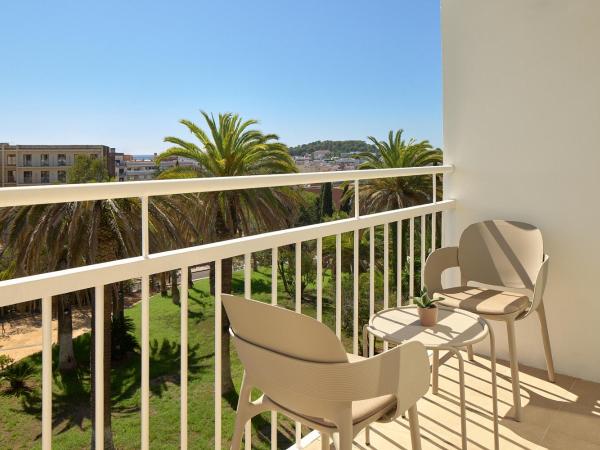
[320,182,334,218]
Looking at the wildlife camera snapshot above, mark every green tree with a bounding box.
[67,155,110,183]
[156,111,301,395]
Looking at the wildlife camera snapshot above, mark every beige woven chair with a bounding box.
[424,220,555,421]
[222,294,430,450]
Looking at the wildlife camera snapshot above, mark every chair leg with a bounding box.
[365,425,371,446]
[506,319,522,422]
[231,374,253,450]
[537,302,556,382]
[231,413,247,450]
[467,344,474,361]
[407,404,422,450]
[321,432,330,450]
[336,412,354,450]
[432,350,439,394]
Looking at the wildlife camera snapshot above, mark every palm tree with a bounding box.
[343,129,443,298]
[346,130,442,212]
[156,111,301,394]
[0,194,197,449]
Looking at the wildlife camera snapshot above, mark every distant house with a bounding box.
[313,149,331,160]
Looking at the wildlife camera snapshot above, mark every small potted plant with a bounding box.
[413,289,443,326]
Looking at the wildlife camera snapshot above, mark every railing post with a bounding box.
[397,220,402,307]
[141,274,150,450]
[271,247,278,306]
[270,247,278,450]
[294,244,302,447]
[295,243,301,314]
[42,295,52,450]
[354,179,360,217]
[369,226,375,356]
[180,266,188,450]
[335,233,342,339]
[141,195,150,450]
[409,217,415,302]
[141,196,149,257]
[432,173,437,252]
[353,229,359,355]
[383,223,389,351]
[421,215,426,292]
[214,259,222,450]
[316,237,323,323]
[244,253,252,450]
[94,285,104,450]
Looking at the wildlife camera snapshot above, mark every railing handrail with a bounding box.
[0,199,454,307]
[0,165,453,207]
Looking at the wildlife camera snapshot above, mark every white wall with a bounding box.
[442,0,600,382]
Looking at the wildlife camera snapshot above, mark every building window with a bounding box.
[41,171,50,183]
[7,170,16,183]
[41,154,49,166]
[57,170,66,183]
[23,154,32,167]
[57,154,67,166]
[7,154,16,165]
[24,171,33,184]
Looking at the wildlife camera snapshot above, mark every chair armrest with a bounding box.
[424,246,459,294]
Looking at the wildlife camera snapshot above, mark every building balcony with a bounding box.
[0,166,598,450]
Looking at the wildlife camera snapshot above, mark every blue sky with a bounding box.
[0,1,442,154]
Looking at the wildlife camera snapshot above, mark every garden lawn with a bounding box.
[0,266,357,449]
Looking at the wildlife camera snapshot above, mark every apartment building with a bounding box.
[123,155,157,181]
[0,143,116,186]
[117,154,199,181]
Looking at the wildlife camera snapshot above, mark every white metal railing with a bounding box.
[0,165,454,450]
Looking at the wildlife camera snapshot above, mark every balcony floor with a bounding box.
[307,353,600,450]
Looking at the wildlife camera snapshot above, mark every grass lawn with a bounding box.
[0,265,365,449]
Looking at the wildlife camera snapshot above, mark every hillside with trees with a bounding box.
[288,140,376,157]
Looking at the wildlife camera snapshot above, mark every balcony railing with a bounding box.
[0,165,454,450]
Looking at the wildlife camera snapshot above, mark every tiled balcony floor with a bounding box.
[307,353,600,450]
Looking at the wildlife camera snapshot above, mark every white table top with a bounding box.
[367,305,489,350]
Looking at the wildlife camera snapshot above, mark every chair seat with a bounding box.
[436,286,530,316]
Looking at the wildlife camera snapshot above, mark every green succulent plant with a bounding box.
[413,289,443,309]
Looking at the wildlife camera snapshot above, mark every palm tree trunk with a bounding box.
[160,272,168,297]
[57,294,76,373]
[91,284,114,450]
[171,270,180,305]
[188,267,194,289]
[113,283,125,320]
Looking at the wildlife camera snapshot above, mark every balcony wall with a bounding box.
[442,0,600,382]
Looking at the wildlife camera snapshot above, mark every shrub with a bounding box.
[111,314,139,361]
[1,360,35,396]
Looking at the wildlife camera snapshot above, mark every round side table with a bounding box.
[364,305,499,450]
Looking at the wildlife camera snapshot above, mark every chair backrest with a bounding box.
[224,293,430,422]
[222,294,348,363]
[459,220,544,291]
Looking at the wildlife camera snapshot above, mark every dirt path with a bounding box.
[0,309,91,361]
[0,292,143,362]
